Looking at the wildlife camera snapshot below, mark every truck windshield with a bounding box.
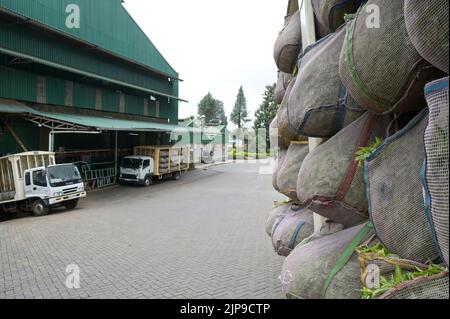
[47,164,83,187]
[122,158,142,169]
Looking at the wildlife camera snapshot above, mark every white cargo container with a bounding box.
[0,151,86,216]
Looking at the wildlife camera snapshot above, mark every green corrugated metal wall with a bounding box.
[73,82,96,110]
[46,76,65,105]
[125,94,143,116]
[0,0,178,77]
[0,61,179,123]
[0,65,37,102]
[102,89,120,113]
[0,0,182,158]
[0,21,175,97]
[169,80,179,124]
[0,0,181,153]
[148,100,156,117]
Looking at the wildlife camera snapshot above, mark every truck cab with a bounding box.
[23,163,86,215]
[119,156,154,187]
[0,152,86,217]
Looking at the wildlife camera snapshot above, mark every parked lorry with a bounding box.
[119,145,190,186]
[0,151,86,216]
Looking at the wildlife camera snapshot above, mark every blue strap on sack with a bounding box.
[288,220,306,249]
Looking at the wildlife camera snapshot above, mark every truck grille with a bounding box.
[121,174,137,180]
[63,187,78,194]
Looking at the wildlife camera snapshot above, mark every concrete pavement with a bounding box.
[0,162,286,299]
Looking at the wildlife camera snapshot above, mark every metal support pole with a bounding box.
[115,131,118,176]
[48,130,54,152]
[222,127,226,162]
[299,0,326,232]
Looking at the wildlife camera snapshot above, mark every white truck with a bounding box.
[119,145,190,186]
[0,151,86,216]
[119,155,155,187]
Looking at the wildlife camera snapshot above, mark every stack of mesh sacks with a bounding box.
[268,0,449,299]
[269,2,312,258]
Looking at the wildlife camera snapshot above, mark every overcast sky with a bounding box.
[122,0,287,125]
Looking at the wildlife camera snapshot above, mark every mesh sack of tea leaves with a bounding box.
[339,0,445,114]
[288,25,365,138]
[275,71,293,105]
[300,220,345,246]
[421,77,449,266]
[272,146,287,193]
[266,201,302,237]
[280,222,373,299]
[274,11,302,74]
[276,77,301,149]
[365,109,439,263]
[357,242,449,299]
[379,272,449,299]
[311,0,365,38]
[297,112,392,227]
[271,208,314,257]
[277,141,309,201]
[404,0,449,74]
[274,77,309,150]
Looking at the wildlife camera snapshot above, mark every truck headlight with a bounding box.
[54,191,63,197]
[77,186,84,192]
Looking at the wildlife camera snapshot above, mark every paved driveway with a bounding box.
[0,162,286,299]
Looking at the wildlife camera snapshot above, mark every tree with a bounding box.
[197,93,228,126]
[230,86,250,129]
[215,100,228,127]
[253,83,278,153]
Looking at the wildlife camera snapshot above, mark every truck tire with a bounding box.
[172,171,181,181]
[64,199,79,210]
[31,200,49,216]
[143,176,153,187]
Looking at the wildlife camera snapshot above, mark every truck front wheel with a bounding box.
[64,199,79,210]
[143,176,153,187]
[172,171,181,181]
[31,200,49,216]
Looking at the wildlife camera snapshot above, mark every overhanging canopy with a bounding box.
[31,112,192,132]
[0,99,34,113]
[0,99,198,133]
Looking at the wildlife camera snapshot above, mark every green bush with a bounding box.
[227,150,271,159]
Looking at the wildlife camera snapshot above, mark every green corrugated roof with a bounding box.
[0,99,195,133]
[0,0,178,78]
[0,98,36,113]
[36,112,184,132]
